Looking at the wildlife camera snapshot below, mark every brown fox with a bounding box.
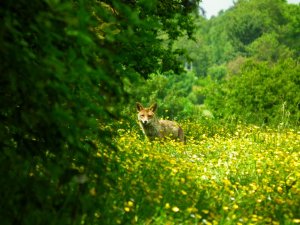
[136,102,184,143]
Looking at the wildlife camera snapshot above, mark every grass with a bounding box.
[97,121,300,225]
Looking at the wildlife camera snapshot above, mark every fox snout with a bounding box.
[141,119,149,125]
[139,116,152,125]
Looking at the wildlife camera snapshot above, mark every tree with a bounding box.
[204,58,300,125]
[280,3,300,57]
[247,32,294,62]
[226,0,287,52]
[0,0,200,224]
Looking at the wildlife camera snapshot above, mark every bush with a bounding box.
[204,58,300,126]
[0,1,114,224]
[129,71,210,121]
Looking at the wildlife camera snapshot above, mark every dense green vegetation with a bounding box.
[0,0,299,224]
[149,0,300,126]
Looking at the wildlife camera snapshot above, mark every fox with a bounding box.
[136,102,185,143]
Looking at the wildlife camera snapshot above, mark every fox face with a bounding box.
[136,102,157,125]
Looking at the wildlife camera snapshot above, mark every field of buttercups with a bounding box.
[96,121,300,225]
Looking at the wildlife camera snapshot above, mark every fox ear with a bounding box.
[149,103,157,112]
[136,102,144,111]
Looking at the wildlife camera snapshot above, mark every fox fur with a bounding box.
[136,102,184,143]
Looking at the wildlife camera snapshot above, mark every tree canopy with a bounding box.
[170,0,300,125]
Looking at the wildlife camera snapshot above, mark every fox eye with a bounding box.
[148,115,153,118]
[140,114,145,117]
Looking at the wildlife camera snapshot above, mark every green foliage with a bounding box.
[185,0,299,67]
[247,32,294,61]
[207,64,227,81]
[226,0,286,52]
[0,0,200,224]
[204,58,300,126]
[130,71,207,120]
[173,0,300,127]
[202,12,237,64]
[174,17,212,76]
[280,3,300,57]
[96,0,201,77]
[0,1,112,224]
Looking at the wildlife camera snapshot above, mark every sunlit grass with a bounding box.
[97,121,300,224]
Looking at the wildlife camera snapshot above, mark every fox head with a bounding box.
[136,102,157,125]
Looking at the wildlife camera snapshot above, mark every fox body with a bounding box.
[136,102,184,142]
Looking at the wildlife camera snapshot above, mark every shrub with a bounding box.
[204,58,300,126]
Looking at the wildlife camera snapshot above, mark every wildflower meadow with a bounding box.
[2,1,299,224]
[98,121,300,225]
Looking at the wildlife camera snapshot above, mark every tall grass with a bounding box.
[97,120,300,225]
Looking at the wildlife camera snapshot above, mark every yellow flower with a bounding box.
[172,206,180,212]
[256,199,262,203]
[94,212,100,218]
[293,219,300,224]
[223,206,229,211]
[165,203,170,209]
[89,188,96,196]
[128,200,134,207]
[181,190,187,195]
[187,207,198,213]
[202,209,209,214]
[277,186,283,193]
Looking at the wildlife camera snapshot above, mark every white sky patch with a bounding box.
[201,0,300,18]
